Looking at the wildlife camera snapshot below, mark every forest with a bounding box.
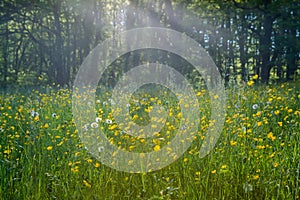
[0,0,299,88]
[0,1,300,199]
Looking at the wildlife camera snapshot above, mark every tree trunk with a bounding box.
[259,14,273,83]
[53,1,65,85]
[238,12,247,82]
[2,21,9,89]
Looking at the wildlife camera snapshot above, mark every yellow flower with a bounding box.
[195,171,201,181]
[230,141,237,146]
[257,121,263,127]
[108,124,117,130]
[273,162,279,168]
[94,163,100,168]
[278,122,283,127]
[211,169,217,174]
[267,132,276,141]
[221,165,227,169]
[253,175,259,180]
[47,146,53,151]
[71,166,79,173]
[256,145,265,149]
[34,115,39,121]
[57,141,64,146]
[44,123,49,128]
[256,111,261,117]
[153,145,161,151]
[269,152,275,158]
[129,145,135,151]
[4,149,11,154]
[253,74,259,80]
[177,112,182,118]
[274,110,280,115]
[83,180,91,188]
[75,152,80,156]
[247,80,254,86]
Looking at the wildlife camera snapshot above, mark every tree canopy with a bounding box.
[0,0,299,88]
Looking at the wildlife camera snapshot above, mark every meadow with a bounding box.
[0,80,299,199]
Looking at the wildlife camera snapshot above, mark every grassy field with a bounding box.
[0,81,299,199]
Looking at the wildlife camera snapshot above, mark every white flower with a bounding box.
[52,113,57,118]
[243,183,253,193]
[105,119,112,124]
[95,117,102,122]
[242,126,246,133]
[252,104,259,109]
[108,98,115,105]
[91,122,98,128]
[30,110,39,117]
[83,124,89,131]
[98,146,104,153]
[96,99,101,104]
[180,124,188,130]
[120,130,131,135]
[133,100,140,106]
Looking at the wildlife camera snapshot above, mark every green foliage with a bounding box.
[0,0,299,87]
[0,82,299,199]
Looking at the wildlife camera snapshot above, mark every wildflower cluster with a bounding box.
[0,82,299,199]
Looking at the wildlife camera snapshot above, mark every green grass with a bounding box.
[0,81,299,199]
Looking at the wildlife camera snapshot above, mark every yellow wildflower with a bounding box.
[153,145,161,151]
[253,74,259,80]
[230,141,237,146]
[247,80,254,86]
[47,146,53,151]
[267,132,276,141]
[257,121,263,127]
[83,180,91,188]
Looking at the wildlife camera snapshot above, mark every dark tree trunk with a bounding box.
[53,1,65,86]
[2,22,9,89]
[259,14,273,84]
[286,26,297,81]
[238,12,247,82]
